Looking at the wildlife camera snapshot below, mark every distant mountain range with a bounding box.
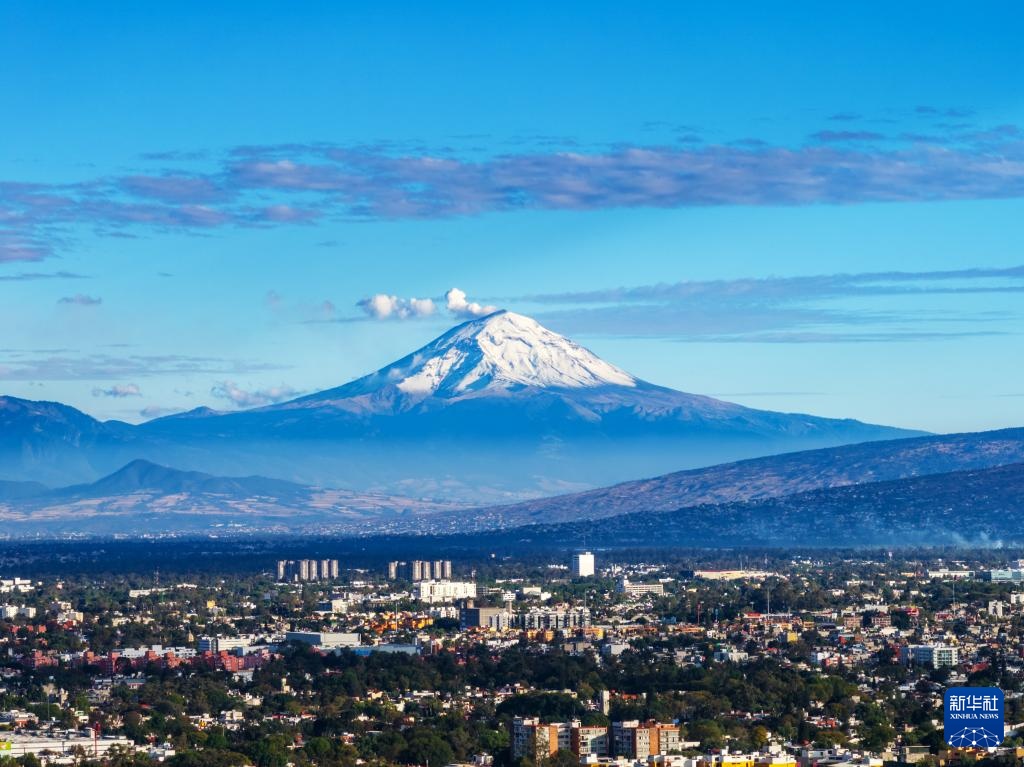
[435,426,1024,533]
[1,427,1023,540]
[443,461,1024,549]
[0,459,466,537]
[0,311,920,502]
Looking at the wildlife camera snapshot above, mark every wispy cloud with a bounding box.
[811,130,886,142]
[0,353,286,381]
[57,294,102,306]
[915,105,974,118]
[2,118,1024,261]
[92,383,142,398]
[0,271,87,281]
[264,290,284,310]
[139,404,185,419]
[0,231,53,262]
[519,266,1024,343]
[210,381,301,408]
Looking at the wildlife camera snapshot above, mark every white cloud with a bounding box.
[445,287,497,318]
[357,294,436,320]
[92,383,142,398]
[353,287,498,321]
[211,381,301,408]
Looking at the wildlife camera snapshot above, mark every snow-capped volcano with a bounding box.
[389,310,637,394]
[298,310,636,407]
[1,310,924,502]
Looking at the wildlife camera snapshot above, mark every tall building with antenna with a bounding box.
[571,551,595,578]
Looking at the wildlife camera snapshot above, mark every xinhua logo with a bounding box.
[944,687,1004,748]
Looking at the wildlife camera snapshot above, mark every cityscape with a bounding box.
[0,550,1023,767]
[2,4,1024,767]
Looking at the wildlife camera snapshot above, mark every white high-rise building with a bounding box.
[571,551,595,578]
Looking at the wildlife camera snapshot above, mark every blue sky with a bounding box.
[2,1,1023,432]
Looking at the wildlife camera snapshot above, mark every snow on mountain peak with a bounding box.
[382,310,637,397]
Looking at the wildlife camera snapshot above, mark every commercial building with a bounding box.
[617,578,665,597]
[0,732,135,759]
[284,631,361,649]
[414,580,477,604]
[460,605,514,631]
[980,568,1024,582]
[197,635,253,654]
[317,597,349,614]
[689,570,772,581]
[516,607,591,631]
[900,644,958,668]
[571,551,596,578]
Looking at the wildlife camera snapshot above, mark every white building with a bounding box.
[0,605,36,619]
[571,551,596,578]
[198,635,254,653]
[517,607,591,630]
[617,578,665,597]
[0,579,33,594]
[901,644,958,668]
[713,647,750,663]
[0,732,135,759]
[414,580,477,604]
[284,631,360,649]
[317,597,349,614]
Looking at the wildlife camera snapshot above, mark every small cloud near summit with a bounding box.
[354,287,498,321]
[445,288,497,318]
[358,294,436,320]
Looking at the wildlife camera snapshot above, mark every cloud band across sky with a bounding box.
[519,266,1024,343]
[343,268,1023,344]
[3,124,1024,262]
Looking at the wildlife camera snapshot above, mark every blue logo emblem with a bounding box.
[945,687,1004,748]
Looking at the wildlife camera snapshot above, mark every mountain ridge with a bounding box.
[0,459,468,536]
[443,460,1024,549]
[437,425,1024,532]
[1,426,1023,538]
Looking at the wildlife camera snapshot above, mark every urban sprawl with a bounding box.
[0,553,1023,767]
